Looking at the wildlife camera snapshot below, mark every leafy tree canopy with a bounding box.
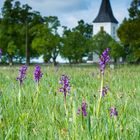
[91,30,124,61]
[60,20,93,63]
[117,0,140,62]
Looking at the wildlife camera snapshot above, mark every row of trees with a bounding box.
[0,0,139,65]
[0,0,94,65]
[0,0,60,65]
[117,0,140,63]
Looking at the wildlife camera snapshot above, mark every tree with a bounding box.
[128,0,140,19]
[91,30,112,55]
[117,0,140,63]
[60,20,92,63]
[91,30,124,62]
[0,0,21,64]
[0,0,44,64]
[61,30,86,63]
[19,4,43,65]
[109,40,125,62]
[74,20,93,39]
[32,16,61,65]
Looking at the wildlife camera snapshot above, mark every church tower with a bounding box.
[93,0,118,40]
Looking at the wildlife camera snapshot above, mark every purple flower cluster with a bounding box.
[102,86,109,97]
[17,65,28,85]
[110,107,118,117]
[77,100,87,117]
[82,101,87,116]
[99,48,110,74]
[59,75,70,97]
[34,65,43,83]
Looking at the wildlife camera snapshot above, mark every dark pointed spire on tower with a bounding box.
[93,0,118,23]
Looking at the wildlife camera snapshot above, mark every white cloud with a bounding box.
[64,16,78,28]
[24,0,92,14]
[24,0,131,27]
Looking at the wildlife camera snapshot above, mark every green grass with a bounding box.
[0,65,140,139]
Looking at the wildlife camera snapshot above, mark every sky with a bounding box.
[0,0,132,28]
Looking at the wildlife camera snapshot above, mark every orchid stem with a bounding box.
[96,74,104,117]
[64,96,68,116]
[18,85,21,105]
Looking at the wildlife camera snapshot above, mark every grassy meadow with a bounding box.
[0,65,140,139]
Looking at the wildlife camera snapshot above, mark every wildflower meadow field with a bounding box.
[0,63,140,139]
[0,45,140,140]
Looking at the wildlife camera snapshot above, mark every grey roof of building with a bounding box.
[93,0,118,24]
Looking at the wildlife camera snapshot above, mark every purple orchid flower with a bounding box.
[17,65,28,85]
[99,48,110,75]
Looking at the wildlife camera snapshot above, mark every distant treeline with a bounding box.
[0,0,140,65]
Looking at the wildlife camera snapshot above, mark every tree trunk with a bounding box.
[25,23,30,65]
[9,55,13,66]
[136,57,140,64]
[114,58,117,64]
[52,57,57,66]
[26,46,30,65]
